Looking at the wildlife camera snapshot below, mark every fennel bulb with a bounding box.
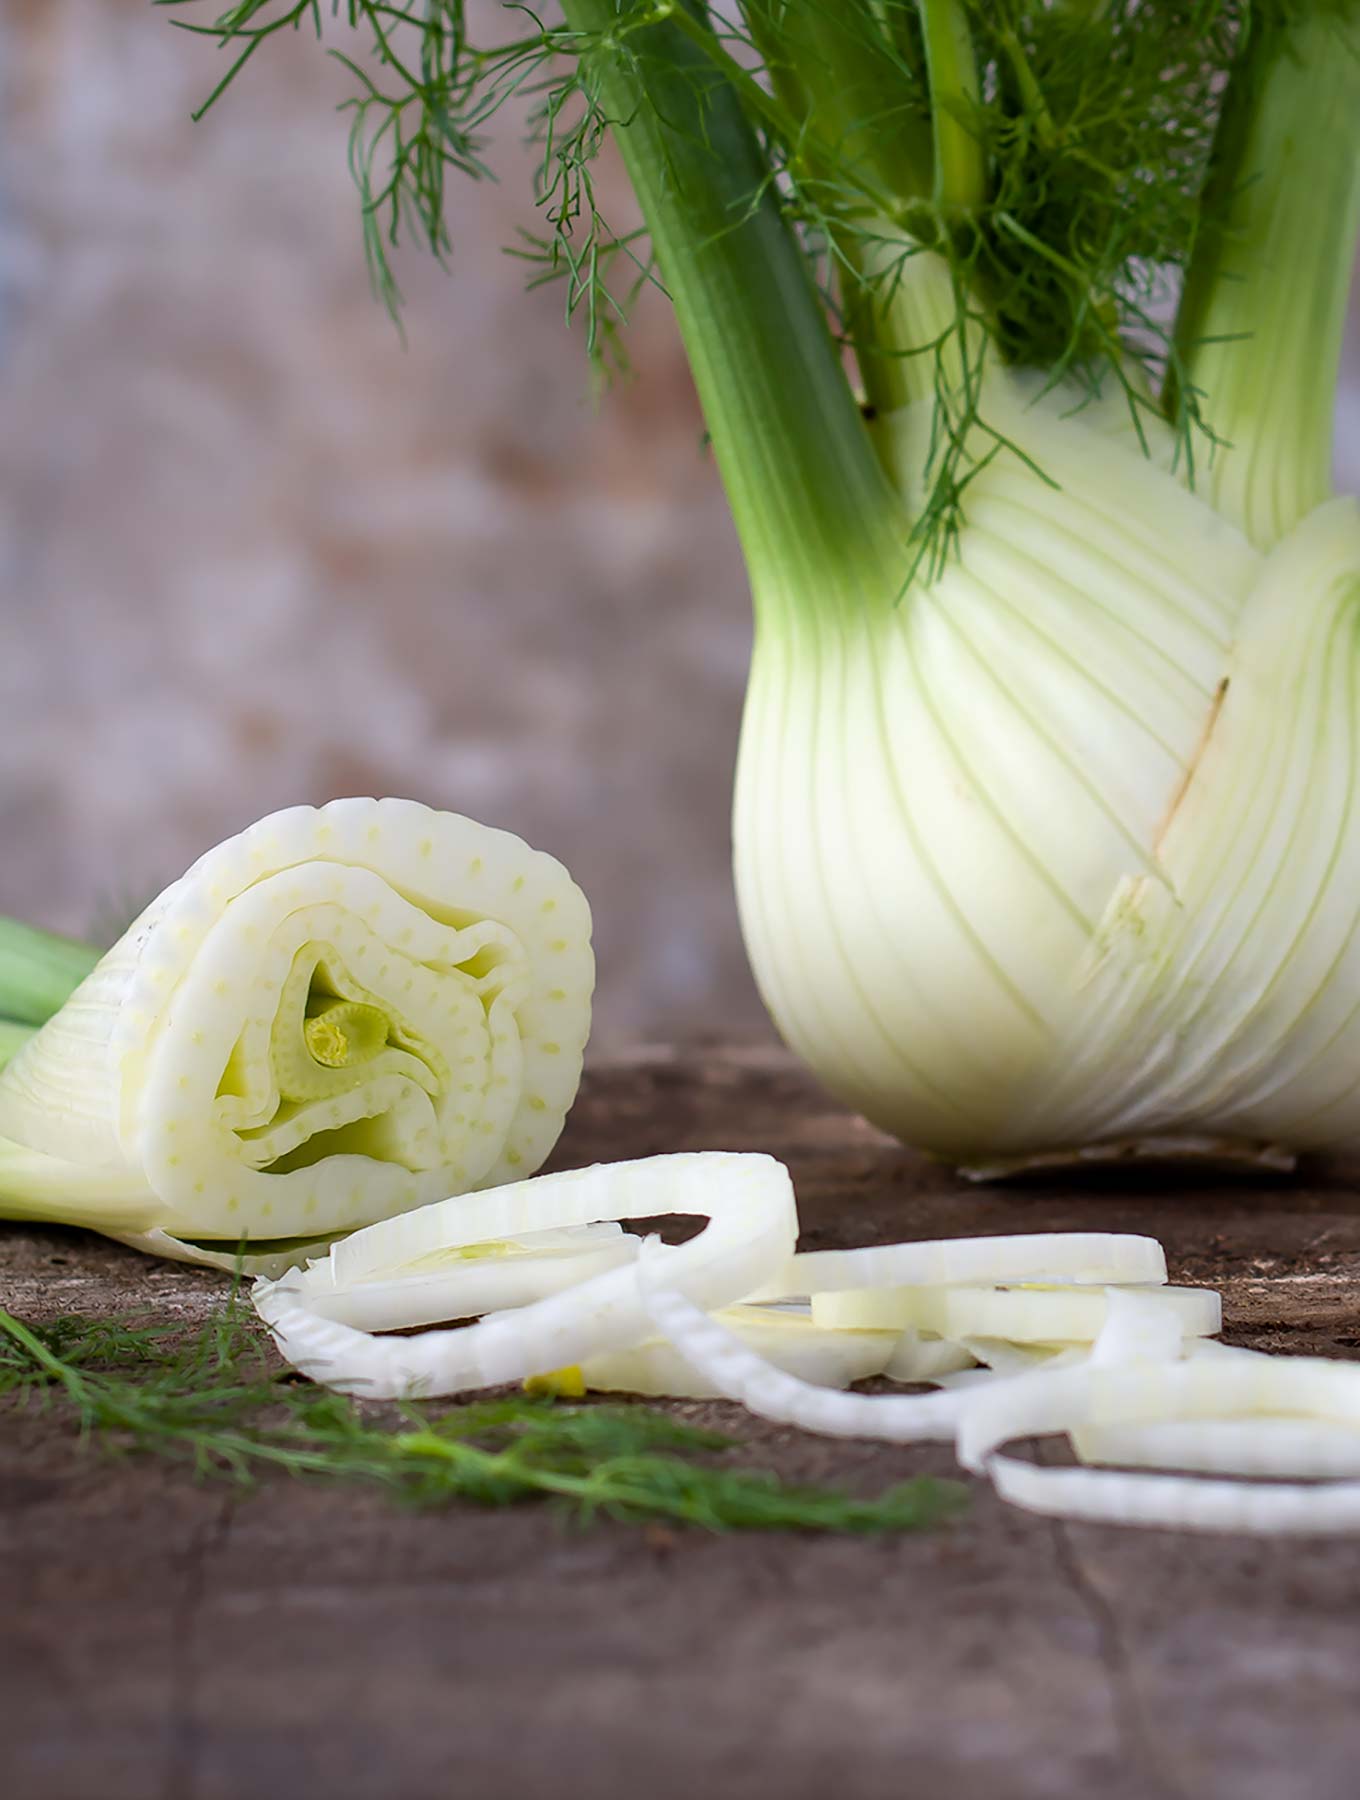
[0,798,592,1268]
[738,375,1360,1160]
[158,1,1360,1165]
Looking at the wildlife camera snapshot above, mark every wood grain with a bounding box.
[4,1045,1360,1800]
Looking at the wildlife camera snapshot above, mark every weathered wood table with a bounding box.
[4,1045,1360,1800]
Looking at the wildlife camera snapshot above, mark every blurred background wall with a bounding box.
[1,2,1358,1050]
[0,0,766,1048]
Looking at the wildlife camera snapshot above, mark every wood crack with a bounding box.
[1046,1512,1192,1800]
[163,1493,235,1800]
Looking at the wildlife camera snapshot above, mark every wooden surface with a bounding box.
[5,1044,1360,1800]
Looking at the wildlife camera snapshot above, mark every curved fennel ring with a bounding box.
[0,797,593,1267]
[253,1152,799,1397]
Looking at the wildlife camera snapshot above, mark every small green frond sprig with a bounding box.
[907,261,1060,589]
[512,48,662,380]
[160,1,580,321]
[162,0,669,369]
[0,1302,964,1534]
[156,0,1273,577]
[963,0,1245,469]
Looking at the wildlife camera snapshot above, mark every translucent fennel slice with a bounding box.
[277,1190,889,1399]
[751,1232,1168,1299]
[295,1223,638,1333]
[578,1305,899,1400]
[962,1347,1360,1535]
[253,1153,797,1399]
[1073,1419,1360,1481]
[637,1242,965,1442]
[0,798,592,1268]
[811,1282,1220,1342]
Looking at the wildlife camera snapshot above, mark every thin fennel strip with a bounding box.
[636,1239,964,1442]
[885,1332,980,1382]
[928,1341,1091,1388]
[750,1232,1167,1299]
[955,1335,1360,1532]
[254,1153,797,1400]
[811,1282,1220,1342]
[1074,1419,1360,1480]
[954,1351,1360,1473]
[577,1305,900,1400]
[296,1224,639,1332]
[988,1459,1360,1535]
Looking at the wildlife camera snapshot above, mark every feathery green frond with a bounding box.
[1,1300,964,1533]
[156,0,1345,580]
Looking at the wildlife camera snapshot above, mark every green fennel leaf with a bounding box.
[0,1300,964,1534]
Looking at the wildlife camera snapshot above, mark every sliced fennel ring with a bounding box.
[811,1282,1220,1343]
[296,1223,641,1333]
[753,1232,1168,1300]
[0,798,592,1268]
[577,1304,900,1400]
[960,1347,1360,1534]
[954,1347,1360,1473]
[1072,1419,1360,1481]
[253,1152,798,1399]
[987,1459,1360,1534]
[636,1239,965,1442]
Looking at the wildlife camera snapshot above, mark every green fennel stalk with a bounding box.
[1170,6,1360,543]
[0,920,99,1069]
[151,0,1320,578]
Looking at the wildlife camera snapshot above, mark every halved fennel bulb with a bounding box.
[0,798,592,1268]
[734,371,1360,1163]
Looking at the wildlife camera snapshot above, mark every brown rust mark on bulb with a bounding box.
[1155,674,1231,853]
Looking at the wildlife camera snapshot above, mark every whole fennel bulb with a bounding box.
[737,370,1360,1162]
[130,0,1360,1166]
[576,0,1360,1165]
